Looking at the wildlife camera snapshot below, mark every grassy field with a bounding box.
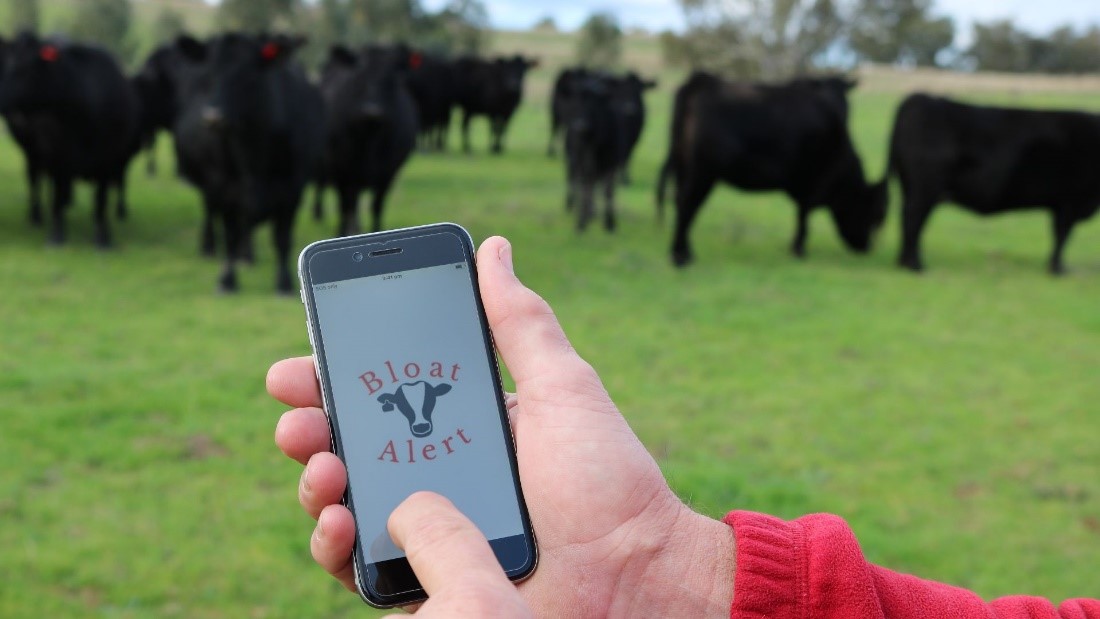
[1,25,1100,619]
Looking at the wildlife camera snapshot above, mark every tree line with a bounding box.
[659,0,1100,78]
[4,0,1098,77]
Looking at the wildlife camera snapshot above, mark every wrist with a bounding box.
[609,500,736,617]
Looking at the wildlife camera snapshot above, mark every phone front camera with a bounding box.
[352,251,364,263]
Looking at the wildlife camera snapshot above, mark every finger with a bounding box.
[311,504,358,592]
[300,452,347,519]
[267,356,322,408]
[276,407,332,465]
[388,491,513,596]
[476,237,592,387]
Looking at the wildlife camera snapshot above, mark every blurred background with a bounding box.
[0,0,1098,617]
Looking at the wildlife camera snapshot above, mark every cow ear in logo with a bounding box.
[430,383,451,397]
[377,393,397,411]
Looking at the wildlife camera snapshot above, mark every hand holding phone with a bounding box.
[273,234,735,615]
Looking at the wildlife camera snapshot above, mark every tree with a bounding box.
[532,16,557,32]
[848,0,954,66]
[674,0,845,78]
[576,11,622,69]
[152,7,189,43]
[967,19,1032,72]
[9,0,40,34]
[68,0,134,63]
[217,0,300,33]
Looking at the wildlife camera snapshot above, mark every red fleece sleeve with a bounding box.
[724,510,1100,619]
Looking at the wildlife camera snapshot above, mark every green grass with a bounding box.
[1,60,1100,618]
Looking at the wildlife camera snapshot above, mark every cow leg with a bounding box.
[113,174,128,222]
[218,207,242,293]
[145,137,158,177]
[337,184,361,236]
[898,192,935,272]
[93,181,113,249]
[577,178,595,232]
[272,210,295,295]
[312,183,325,222]
[47,175,71,246]
[791,204,810,258]
[26,158,43,226]
[1048,209,1076,276]
[200,193,219,258]
[603,173,617,233]
[670,173,716,267]
[369,179,395,233]
[462,111,473,154]
[490,117,505,154]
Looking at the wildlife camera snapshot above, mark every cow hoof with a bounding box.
[95,237,113,251]
[898,257,924,272]
[671,250,693,268]
[218,274,239,294]
[1049,264,1067,277]
[790,245,807,259]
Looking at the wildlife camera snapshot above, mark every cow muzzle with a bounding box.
[202,105,225,128]
[411,422,432,437]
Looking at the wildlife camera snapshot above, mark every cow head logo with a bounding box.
[377,381,452,438]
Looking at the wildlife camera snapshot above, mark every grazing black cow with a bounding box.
[132,43,190,178]
[169,33,326,293]
[561,73,630,232]
[378,381,452,438]
[657,72,887,267]
[316,44,418,236]
[454,54,537,154]
[887,93,1100,274]
[0,33,142,247]
[405,50,456,151]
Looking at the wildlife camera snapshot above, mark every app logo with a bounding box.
[377,381,452,438]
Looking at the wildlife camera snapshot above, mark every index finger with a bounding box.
[267,356,322,408]
[388,492,513,597]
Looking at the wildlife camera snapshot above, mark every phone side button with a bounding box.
[299,288,306,304]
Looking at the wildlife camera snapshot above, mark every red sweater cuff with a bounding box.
[722,510,1100,619]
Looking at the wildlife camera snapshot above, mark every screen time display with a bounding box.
[311,261,524,564]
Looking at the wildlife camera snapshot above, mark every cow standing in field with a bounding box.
[0,33,143,247]
[887,93,1100,274]
[658,72,887,267]
[610,71,657,185]
[317,44,418,236]
[154,33,325,294]
[454,55,537,154]
[547,67,589,157]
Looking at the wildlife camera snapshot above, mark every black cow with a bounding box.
[169,33,326,293]
[454,54,538,154]
[378,381,452,438]
[887,93,1100,274]
[405,50,456,152]
[658,72,887,267]
[562,73,630,232]
[316,44,418,236]
[0,33,143,247]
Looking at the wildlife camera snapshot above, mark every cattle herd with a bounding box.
[1,31,1097,296]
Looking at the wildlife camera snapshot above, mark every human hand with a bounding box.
[268,236,735,616]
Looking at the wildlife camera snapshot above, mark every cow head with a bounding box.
[377,381,452,438]
[325,43,410,126]
[0,32,66,115]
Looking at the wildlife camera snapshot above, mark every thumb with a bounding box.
[476,236,596,391]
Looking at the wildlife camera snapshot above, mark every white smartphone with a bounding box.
[297,223,537,608]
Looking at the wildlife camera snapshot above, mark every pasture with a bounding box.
[1,53,1100,617]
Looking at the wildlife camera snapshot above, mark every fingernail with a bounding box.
[314,520,325,542]
[499,241,514,275]
[300,469,312,496]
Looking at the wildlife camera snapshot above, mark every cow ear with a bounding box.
[525,56,540,69]
[176,35,207,62]
[643,79,658,90]
[377,393,396,411]
[431,383,452,397]
[328,45,357,67]
[843,76,858,91]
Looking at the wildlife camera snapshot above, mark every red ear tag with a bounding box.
[261,43,280,61]
[409,52,423,70]
[40,45,59,63]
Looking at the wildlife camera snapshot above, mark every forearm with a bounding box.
[726,510,1100,619]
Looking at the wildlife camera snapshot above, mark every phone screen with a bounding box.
[301,226,535,605]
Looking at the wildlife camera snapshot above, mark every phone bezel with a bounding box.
[297,223,537,608]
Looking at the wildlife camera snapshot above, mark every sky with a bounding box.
[421,0,1100,42]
